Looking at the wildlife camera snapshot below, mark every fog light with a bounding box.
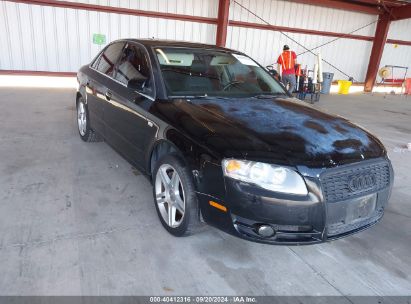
[257,225,275,238]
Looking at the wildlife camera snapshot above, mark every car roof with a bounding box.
[117,38,240,53]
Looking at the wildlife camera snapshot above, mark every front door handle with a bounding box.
[105,91,112,101]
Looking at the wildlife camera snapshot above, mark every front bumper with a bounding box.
[198,157,393,245]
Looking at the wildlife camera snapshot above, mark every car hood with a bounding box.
[154,97,386,168]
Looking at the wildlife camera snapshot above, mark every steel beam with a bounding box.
[364,13,391,92]
[7,0,217,24]
[350,0,403,7]
[386,38,411,47]
[0,70,76,76]
[226,20,411,46]
[286,0,381,15]
[7,0,411,48]
[230,20,374,41]
[216,0,230,47]
[390,4,411,20]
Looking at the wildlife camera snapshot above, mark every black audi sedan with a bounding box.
[76,39,393,244]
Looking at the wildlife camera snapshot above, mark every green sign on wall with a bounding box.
[93,33,106,45]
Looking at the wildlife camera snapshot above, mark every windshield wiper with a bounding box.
[252,93,288,99]
[169,95,232,100]
[161,68,219,80]
[168,94,209,99]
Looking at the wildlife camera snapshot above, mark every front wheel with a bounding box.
[152,154,202,236]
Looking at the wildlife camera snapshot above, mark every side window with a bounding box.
[114,44,153,95]
[95,42,125,76]
[90,55,101,69]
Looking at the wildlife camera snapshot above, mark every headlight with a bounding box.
[222,159,308,195]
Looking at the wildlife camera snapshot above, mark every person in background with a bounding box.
[277,45,297,94]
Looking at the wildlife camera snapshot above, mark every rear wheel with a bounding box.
[153,154,201,236]
[76,97,101,142]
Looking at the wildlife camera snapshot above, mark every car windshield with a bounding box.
[155,47,286,98]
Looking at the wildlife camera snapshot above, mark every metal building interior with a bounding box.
[0,0,411,300]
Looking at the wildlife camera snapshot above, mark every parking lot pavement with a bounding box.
[0,88,410,296]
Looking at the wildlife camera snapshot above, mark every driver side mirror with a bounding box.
[127,77,147,91]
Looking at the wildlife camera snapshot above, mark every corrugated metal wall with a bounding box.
[0,1,217,72]
[0,0,410,82]
[387,18,411,41]
[380,19,411,81]
[227,27,374,82]
[228,0,378,35]
[226,0,377,81]
[57,0,219,17]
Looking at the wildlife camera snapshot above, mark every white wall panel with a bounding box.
[229,0,378,36]
[379,44,411,80]
[1,0,411,82]
[226,0,411,82]
[226,26,373,81]
[226,0,379,81]
[379,19,411,81]
[0,2,217,72]
[388,19,411,41]
[58,0,219,18]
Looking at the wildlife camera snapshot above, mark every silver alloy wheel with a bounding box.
[77,101,87,136]
[155,164,185,228]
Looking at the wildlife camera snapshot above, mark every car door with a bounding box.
[103,42,158,171]
[86,42,125,137]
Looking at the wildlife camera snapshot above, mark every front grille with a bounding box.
[321,159,391,203]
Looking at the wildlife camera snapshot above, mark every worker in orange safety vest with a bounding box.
[277,45,297,94]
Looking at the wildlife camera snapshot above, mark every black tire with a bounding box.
[152,154,202,237]
[76,97,102,142]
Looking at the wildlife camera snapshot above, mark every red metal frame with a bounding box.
[6,0,411,47]
[216,0,230,47]
[0,70,76,76]
[230,21,411,47]
[364,13,391,92]
[390,4,411,20]
[386,39,411,47]
[230,20,374,42]
[285,0,381,15]
[4,0,411,91]
[0,70,77,77]
[351,0,403,7]
[8,0,217,24]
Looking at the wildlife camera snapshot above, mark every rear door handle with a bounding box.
[105,90,112,101]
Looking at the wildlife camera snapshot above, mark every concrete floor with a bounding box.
[0,88,410,296]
